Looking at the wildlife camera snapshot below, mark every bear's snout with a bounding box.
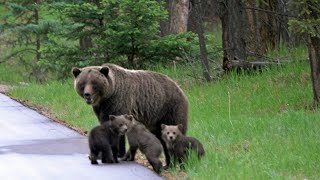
[123,126,128,132]
[83,93,93,104]
[84,92,91,98]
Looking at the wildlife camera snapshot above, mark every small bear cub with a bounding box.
[88,115,129,164]
[121,115,163,174]
[161,124,205,165]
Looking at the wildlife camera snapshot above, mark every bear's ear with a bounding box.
[109,115,115,121]
[161,124,166,130]
[100,67,109,77]
[177,124,184,131]
[72,67,81,78]
[124,115,133,121]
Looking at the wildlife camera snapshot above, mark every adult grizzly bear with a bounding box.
[72,63,188,166]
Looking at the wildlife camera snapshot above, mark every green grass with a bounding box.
[0,63,26,84]
[182,63,319,179]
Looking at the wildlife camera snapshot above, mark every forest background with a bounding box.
[0,0,319,179]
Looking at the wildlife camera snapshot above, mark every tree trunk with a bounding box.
[191,0,211,81]
[159,0,170,36]
[187,0,197,33]
[188,0,217,33]
[221,0,248,72]
[258,0,280,51]
[170,0,189,34]
[128,36,136,69]
[159,0,189,36]
[308,36,320,106]
[34,0,41,63]
[79,37,93,50]
[33,0,45,83]
[243,0,262,60]
[278,0,289,43]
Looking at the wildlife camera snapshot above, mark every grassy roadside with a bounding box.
[183,62,319,179]
[1,60,320,179]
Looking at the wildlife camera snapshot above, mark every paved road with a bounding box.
[0,93,163,180]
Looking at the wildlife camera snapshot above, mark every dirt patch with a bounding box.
[0,84,10,93]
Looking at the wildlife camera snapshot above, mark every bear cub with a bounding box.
[88,115,129,164]
[161,124,205,166]
[120,115,163,174]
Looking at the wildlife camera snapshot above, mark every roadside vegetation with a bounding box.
[1,43,320,179]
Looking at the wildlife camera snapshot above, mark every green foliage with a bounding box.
[41,0,196,76]
[288,0,320,37]
[2,1,34,45]
[0,1,63,82]
[1,0,197,79]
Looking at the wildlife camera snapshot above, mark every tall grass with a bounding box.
[182,62,319,179]
[0,62,26,84]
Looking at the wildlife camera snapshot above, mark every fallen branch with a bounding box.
[223,57,286,73]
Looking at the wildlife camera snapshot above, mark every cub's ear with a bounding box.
[177,124,184,131]
[109,115,115,121]
[72,67,81,78]
[100,67,109,77]
[124,115,133,121]
[161,124,166,130]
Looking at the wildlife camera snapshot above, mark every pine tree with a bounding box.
[1,0,57,82]
[44,0,195,72]
[289,0,320,106]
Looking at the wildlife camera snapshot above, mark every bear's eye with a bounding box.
[78,84,85,91]
[167,132,169,135]
[92,84,98,90]
[173,132,176,135]
[119,124,123,127]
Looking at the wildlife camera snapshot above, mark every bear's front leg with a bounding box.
[118,135,126,157]
[121,145,137,161]
[89,152,99,165]
[111,145,119,163]
[121,150,132,161]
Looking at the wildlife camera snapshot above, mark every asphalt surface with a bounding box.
[0,93,163,180]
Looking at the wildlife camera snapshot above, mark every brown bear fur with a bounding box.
[120,115,163,173]
[88,115,129,164]
[161,124,205,166]
[72,63,188,165]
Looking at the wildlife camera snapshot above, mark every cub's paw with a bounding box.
[102,158,115,164]
[91,160,98,165]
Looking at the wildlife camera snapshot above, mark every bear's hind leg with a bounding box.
[155,132,171,167]
[147,157,162,174]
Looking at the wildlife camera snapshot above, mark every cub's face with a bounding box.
[161,124,183,142]
[72,67,110,106]
[109,115,133,135]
